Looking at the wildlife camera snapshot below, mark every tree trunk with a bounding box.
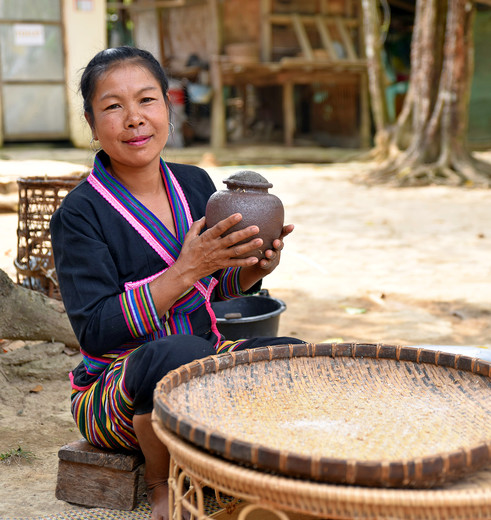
[363,0,491,186]
[361,0,389,133]
[361,0,391,159]
[0,268,79,350]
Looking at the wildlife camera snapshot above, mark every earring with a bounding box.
[90,137,100,153]
[169,122,175,134]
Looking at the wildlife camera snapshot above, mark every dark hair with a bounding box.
[80,46,170,125]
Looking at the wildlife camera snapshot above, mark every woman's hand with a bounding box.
[239,224,294,291]
[149,214,262,316]
[149,218,292,316]
[258,224,293,271]
[173,213,262,286]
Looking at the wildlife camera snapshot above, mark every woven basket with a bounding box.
[153,421,491,520]
[154,343,491,489]
[15,175,85,299]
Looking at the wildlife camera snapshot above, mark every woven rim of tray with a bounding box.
[153,420,491,520]
[154,343,491,489]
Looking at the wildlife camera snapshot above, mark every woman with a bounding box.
[50,46,302,520]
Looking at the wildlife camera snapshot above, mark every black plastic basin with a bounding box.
[211,291,286,340]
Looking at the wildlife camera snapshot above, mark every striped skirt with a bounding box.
[70,339,247,450]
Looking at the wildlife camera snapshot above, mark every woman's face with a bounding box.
[88,62,169,174]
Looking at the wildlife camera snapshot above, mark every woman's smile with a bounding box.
[124,134,152,146]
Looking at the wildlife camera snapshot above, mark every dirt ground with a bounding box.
[1,153,491,519]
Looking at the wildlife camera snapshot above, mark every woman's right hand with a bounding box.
[149,214,260,317]
[173,213,261,286]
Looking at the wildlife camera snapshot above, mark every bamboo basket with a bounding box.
[153,421,491,520]
[154,343,491,489]
[15,175,85,299]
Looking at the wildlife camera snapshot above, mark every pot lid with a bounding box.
[223,170,273,189]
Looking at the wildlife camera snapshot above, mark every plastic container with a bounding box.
[211,290,286,340]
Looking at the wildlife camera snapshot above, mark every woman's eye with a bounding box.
[141,97,155,104]
[105,103,120,110]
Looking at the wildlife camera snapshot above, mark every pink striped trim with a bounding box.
[125,268,169,291]
[88,173,176,266]
[119,292,137,336]
[87,171,215,302]
[133,286,153,332]
[69,371,92,392]
[166,165,194,228]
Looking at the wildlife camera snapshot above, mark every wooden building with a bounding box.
[115,0,370,149]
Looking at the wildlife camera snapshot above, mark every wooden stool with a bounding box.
[56,439,146,511]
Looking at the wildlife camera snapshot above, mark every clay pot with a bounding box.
[205,170,284,260]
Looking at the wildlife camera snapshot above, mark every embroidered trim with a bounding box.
[125,268,169,290]
[88,173,177,266]
[119,284,161,338]
[161,161,193,241]
[216,267,244,299]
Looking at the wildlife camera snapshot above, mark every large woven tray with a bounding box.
[154,343,491,488]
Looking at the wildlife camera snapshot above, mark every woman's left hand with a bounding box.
[239,224,294,291]
[256,224,294,272]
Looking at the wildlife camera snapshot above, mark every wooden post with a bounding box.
[208,0,222,55]
[210,56,226,148]
[360,71,372,148]
[283,81,295,146]
[260,0,272,62]
[158,8,167,66]
[209,0,226,148]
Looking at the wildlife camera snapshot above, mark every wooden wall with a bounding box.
[162,3,211,68]
[222,0,261,45]
[162,0,262,68]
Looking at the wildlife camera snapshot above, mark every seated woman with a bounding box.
[50,46,303,520]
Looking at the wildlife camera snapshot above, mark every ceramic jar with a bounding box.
[205,170,284,260]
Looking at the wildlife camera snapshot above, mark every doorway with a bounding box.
[0,0,68,141]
